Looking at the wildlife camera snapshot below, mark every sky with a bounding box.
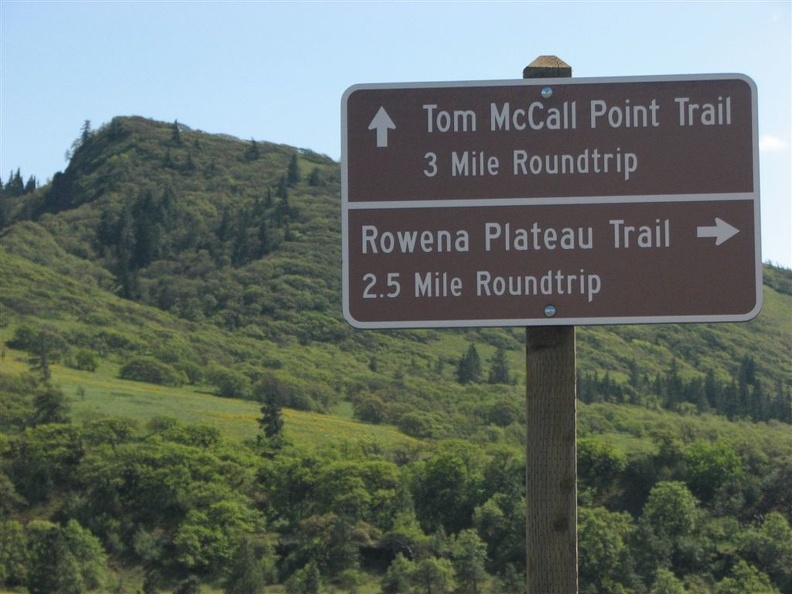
[2,1,790,268]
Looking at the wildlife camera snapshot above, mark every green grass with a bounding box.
[0,344,424,456]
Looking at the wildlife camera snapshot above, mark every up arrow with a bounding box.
[368,106,395,148]
[697,218,740,246]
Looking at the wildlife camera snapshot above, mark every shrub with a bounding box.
[207,366,251,399]
[397,412,435,439]
[119,356,185,387]
[354,395,388,424]
[71,349,99,371]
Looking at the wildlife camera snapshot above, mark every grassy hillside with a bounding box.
[1,116,791,593]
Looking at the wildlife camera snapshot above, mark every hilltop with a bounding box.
[1,116,791,593]
[2,116,790,421]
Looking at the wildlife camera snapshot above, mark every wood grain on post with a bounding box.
[523,56,579,594]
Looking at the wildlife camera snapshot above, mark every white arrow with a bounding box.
[697,218,740,246]
[368,106,395,148]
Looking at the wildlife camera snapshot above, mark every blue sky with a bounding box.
[2,1,790,267]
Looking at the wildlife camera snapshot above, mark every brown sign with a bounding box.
[341,75,761,328]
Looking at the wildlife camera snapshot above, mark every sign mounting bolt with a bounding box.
[540,86,553,99]
[544,304,557,318]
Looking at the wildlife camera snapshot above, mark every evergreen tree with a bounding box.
[257,219,272,257]
[256,381,285,451]
[259,397,284,447]
[308,167,322,186]
[274,187,290,227]
[5,169,24,197]
[457,343,481,384]
[245,139,261,161]
[171,120,182,145]
[24,175,37,193]
[132,190,163,268]
[80,119,93,146]
[487,348,510,384]
[277,175,289,200]
[217,207,233,242]
[287,154,301,185]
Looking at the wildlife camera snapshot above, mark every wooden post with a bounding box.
[524,56,578,594]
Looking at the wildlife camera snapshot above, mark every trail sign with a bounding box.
[341,74,761,328]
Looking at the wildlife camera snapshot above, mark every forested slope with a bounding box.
[0,116,791,593]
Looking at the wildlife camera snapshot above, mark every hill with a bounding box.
[1,116,791,593]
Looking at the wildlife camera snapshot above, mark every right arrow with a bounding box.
[697,218,740,246]
[368,106,395,148]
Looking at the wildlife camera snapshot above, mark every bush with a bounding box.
[207,366,251,399]
[397,412,435,439]
[354,395,388,424]
[7,325,39,350]
[119,356,185,386]
[71,349,99,372]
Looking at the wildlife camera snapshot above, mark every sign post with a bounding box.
[523,55,577,594]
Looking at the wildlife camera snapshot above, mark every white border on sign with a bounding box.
[340,74,761,329]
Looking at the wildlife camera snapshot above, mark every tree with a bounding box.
[450,529,488,594]
[288,514,365,579]
[287,154,301,185]
[61,519,107,590]
[274,176,291,227]
[412,443,485,534]
[32,384,70,425]
[24,175,37,193]
[258,393,285,451]
[649,568,685,594]
[171,120,182,145]
[26,521,82,594]
[223,538,267,594]
[245,138,261,161]
[173,575,202,594]
[383,510,432,562]
[487,347,511,384]
[0,519,27,587]
[683,439,743,502]
[457,343,482,384]
[738,512,792,591]
[578,507,636,594]
[716,560,779,594]
[25,519,107,594]
[285,560,321,594]
[633,481,699,582]
[382,554,415,594]
[0,474,26,517]
[413,557,457,594]
[308,167,322,186]
[80,119,93,145]
[23,327,68,381]
[641,481,698,542]
[173,501,260,575]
